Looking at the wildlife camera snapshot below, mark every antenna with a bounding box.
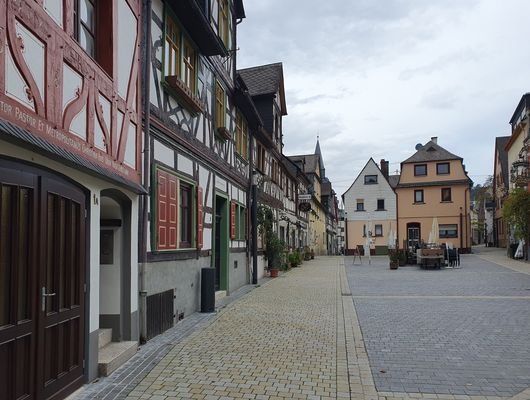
[415,143,423,151]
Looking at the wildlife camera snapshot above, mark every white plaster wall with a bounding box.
[0,140,140,335]
[343,159,396,222]
[117,0,137,99]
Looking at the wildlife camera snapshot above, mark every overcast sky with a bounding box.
[236,0,530,199]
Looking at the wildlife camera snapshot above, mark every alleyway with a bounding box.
[72,253,530,400]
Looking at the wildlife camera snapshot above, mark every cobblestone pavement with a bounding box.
[345,250,530,399]
[70,252,530,400]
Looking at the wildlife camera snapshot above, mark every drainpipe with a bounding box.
[138,0,152,344]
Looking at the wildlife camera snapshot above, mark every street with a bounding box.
[72,249,530,400]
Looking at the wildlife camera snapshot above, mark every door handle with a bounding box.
[41,286,56,312]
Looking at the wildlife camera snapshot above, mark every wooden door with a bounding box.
[0,162,86,400]
[0,168,39,400]
[38,177,86,400]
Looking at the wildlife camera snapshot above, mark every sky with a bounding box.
[236,0,530,199]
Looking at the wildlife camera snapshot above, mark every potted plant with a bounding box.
[264,232,285,277]
[388,248,400,269]
[398,249,407,266]
[288,251,302,268]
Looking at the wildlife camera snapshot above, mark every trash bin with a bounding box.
[201,267,215,313]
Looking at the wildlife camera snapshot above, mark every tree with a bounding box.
[502,187,530,243]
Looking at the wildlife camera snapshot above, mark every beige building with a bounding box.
[396,138,473,252]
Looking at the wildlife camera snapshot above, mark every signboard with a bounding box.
[298,194,311,201]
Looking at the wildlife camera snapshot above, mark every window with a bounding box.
[414,190,424,203]
[182,37,197,93]
[364,175,378,184]
[271,160,278,183]
[233,203,246,240]
[74,0,95,57]
[437,162,450,175]
[377,199,385,210]
[165,15,181,77]
[73,0,112,74]
[441,188,452,202]
[163,11,199,106]
[155,167,198,251]
[356,199,364,211]
[362,224,366,237]
[219,0,229,48]
[375,224,383,237]
[414,164,427,176]
[215,82,225,129]
[257,144,266,172]
[235,112,248,160]
[439,224,458,238]
[180,183,192,247]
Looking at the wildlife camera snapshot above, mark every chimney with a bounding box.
[380,159,389,179]
[431,136,438,144]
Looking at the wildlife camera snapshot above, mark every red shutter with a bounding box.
[197,186,204,249]
[156,169,178,250]
[230,201,237,240]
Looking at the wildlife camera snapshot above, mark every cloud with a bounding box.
[237,0,530,196]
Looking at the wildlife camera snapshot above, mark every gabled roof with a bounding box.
[402,140,462,164]
[238,63,287,115]
[288,154,320,175]
[509,93,530,125]
[495,136,510,191]
[342,158,395,196]
[388,175,400,189]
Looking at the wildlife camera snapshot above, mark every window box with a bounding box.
[216,126,231,141]
[163,76,204,115]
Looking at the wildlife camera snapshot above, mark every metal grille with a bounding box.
[146,289,174,341]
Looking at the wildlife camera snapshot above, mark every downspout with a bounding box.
[139,0,152,344]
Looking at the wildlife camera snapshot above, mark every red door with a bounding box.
[0,161,86,400]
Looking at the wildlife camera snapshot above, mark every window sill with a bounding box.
[355,210,365,212]
[163,76,204,116]
[441,201,453,203]
[375,209,387,211]
[413,202,425,205]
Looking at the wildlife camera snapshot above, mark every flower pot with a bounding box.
[270,268,279,278]
[389,262,399,270]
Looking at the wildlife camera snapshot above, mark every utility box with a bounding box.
[200,268,215,313]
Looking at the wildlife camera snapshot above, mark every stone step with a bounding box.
[98,341,137,377]
[98,328,113,349]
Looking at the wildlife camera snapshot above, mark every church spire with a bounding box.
[314,137,325,178]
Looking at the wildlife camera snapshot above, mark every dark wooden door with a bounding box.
[38,177,86,400]
[0,168,39,400]
[0,162,86,400]
[214,213,221,291]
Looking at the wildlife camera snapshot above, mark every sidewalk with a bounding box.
[472,245,530,275]
[71,256,530,400]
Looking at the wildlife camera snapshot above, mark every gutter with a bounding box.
[139,0,152,344]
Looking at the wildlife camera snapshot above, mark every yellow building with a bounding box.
[396,138,473,252]
[289,151,327,256]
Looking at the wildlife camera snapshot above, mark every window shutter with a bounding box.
[230,201,237,240]
[197,186,203,249]
[157,169,178,250]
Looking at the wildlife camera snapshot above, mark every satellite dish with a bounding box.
[415,143,423,151]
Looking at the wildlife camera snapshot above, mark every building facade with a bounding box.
[142,0,251,342]
[0,0,143,396]
[493,136,510,248]
[343,158,397,255]
[396,138,472,252]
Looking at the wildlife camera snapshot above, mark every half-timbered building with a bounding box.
[141,0,250,341]
[0,0,143,396]
[238,62,287,274]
